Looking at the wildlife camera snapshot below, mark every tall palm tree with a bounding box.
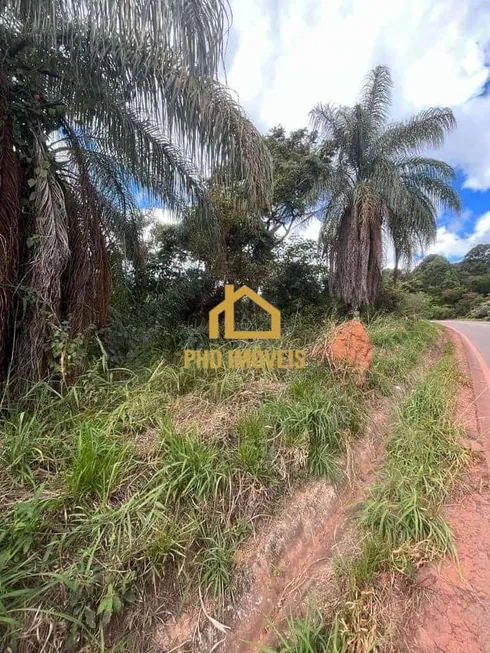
[311,65,460,310]
[0,0,272,384]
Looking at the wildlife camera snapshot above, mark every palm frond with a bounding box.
[397,157,456,181]
[15,127,70,382]
[40,31,272,215]
[360,65,392,129]
[379,108,456,158]
[1,0,230,76]
[401,173,461,213]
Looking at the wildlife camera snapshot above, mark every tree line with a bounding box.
[0,0,467,388]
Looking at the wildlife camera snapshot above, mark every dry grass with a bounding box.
[172,378,282,440]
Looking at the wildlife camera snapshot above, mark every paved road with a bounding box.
[440,320,490,367]
[439,320,490,440]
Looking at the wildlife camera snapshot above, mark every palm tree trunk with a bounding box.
[331,202,383,309]
[14,127,70,384]
[0,70,22,381]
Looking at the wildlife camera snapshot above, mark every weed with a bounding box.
[267,384,363,481]
[237,411,274,479]
[0,412,53,485]
[264,611,331,652]
[321,351,468,651]
[198,529,236,602]
[158,431,231,503]
[361,353,468,555]
[0,316,438,651]
[368,318,437,394]
[68,420,131,501]
[334,534,391,593]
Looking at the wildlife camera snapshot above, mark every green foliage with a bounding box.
[411,254,459,292]
[159,432,231,504]
[367,317,437,394]
[237,412,273,480]
[265,611,332,653]
[390,244,490,319]
[267,382,364,481]
[198,527,237,602]
[361,353,468,555]
[263,126,331,236]
[460,244,490,275]
[0,412,50,486]
[263,239,330,314]
[0,314,438,650]
[68,420,131,501]
[272,349,468,652]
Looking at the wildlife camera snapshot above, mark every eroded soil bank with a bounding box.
[156,345,444,653]
[409,328,490,653]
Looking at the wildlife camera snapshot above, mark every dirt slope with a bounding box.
[410,328,490,653]
[156,351,441,653]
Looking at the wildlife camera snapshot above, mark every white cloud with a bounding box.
[227,0,490,189]
[443,95,490,191]
[428,212,490,260]
[292,217,322,241]
[142,208,178,242]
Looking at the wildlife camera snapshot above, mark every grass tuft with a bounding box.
[159,431,231,503]
[68,420,131,501]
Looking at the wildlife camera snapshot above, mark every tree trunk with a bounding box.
[0,70,22,381]
[330,199,383,308]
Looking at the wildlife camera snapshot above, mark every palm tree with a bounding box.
[311,65,460,310]
[0,0,272,385]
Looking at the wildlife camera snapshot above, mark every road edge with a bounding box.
[440,323,490,470]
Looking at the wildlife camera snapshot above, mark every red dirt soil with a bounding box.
[329,320,373,385]
[410,328,490,653]
[156,374,425,652]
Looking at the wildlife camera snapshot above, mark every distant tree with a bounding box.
[460,244,490,275]
[182,184,276,290]
[311,66,460,310]
[263,239,329,312]
[412,254,461,293]
[262,126,331,239]
[472,274,490,294]
[178,126,331,288]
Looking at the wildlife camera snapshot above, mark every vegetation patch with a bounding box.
[0,317,437,651]
[271,348,469,652]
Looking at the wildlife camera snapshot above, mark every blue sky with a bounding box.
[224,0,490,262]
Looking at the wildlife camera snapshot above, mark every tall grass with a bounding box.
[367,317,437,394]
[283,350,469,653]
[361,351,468,556]
[68,420,131,500]
[0,316,437,651]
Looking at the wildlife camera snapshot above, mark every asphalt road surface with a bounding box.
[440,320,490,368]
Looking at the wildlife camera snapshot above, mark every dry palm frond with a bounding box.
[0,70,21,379]
[15,128,70,382]
[61,128,112,335]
